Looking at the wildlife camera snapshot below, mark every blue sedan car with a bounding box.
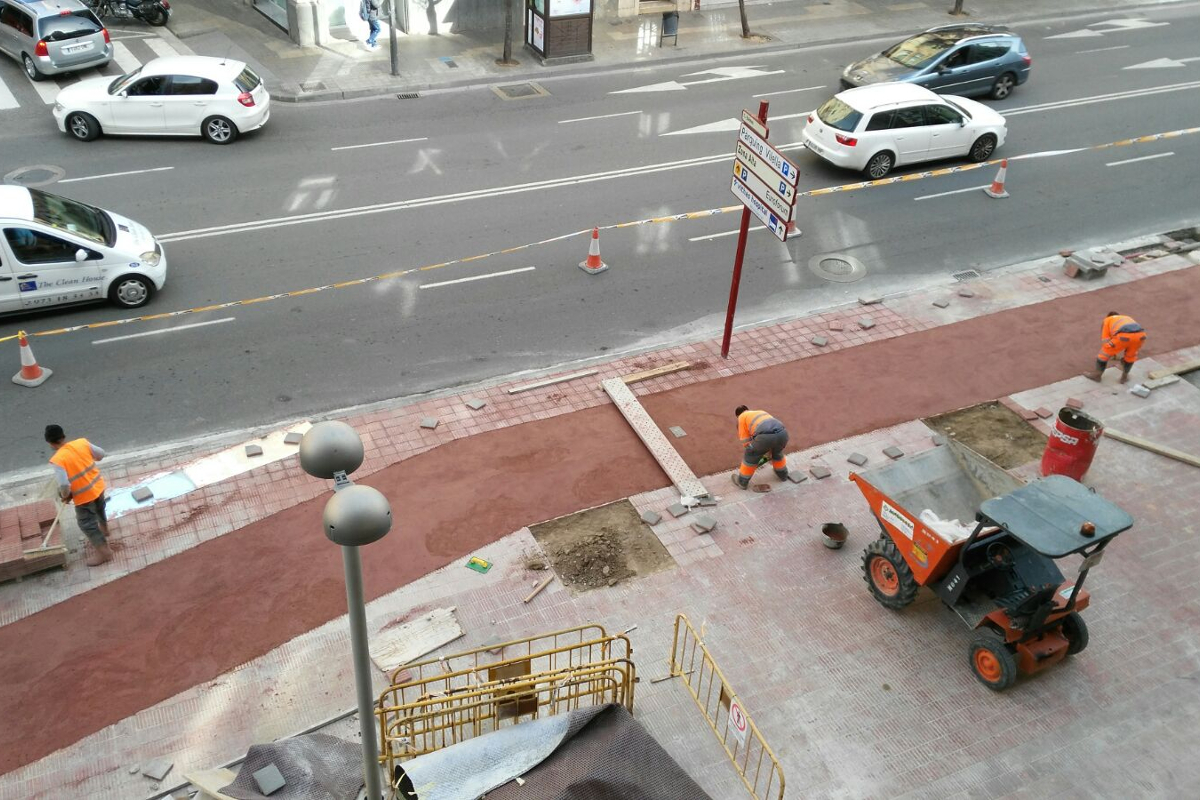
[841,25,1031,101]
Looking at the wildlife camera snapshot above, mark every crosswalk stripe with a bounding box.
[27,76,59,105]
[112,41,142,73]
[0,74,17,110]
[145,38,178,59]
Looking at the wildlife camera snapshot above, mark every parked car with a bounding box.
[801,83,1007,179]
[53,55,270,144]
[0,185,167,311]
[0,0,112,81]
[841,24,1030,100]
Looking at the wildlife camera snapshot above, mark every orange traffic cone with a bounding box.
[12,331,52,388]
[578,227,608,275]
[984,159,1009,199]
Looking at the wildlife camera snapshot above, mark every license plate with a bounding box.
[63,42,94,54]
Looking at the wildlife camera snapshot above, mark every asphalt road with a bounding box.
[2,4,1199,473]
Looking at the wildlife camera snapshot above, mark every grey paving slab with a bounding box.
[142,758,173,781]
[858,317,876,330]
[420,417,439,430]
[810,465,832,479]
[669,426,687,438]
[131,487,154,503]
[253,763,286,794]
[787,471,807,484]
[883,445,904,460]
[245,444,264,457]
[811,336,828,347]
[847,452,868,466]
[640,510,662,526]
[691,513,718,533]
[283,432,303,445]
[667,502,689,518]
[465,398,488,410]
[933,299,950,309]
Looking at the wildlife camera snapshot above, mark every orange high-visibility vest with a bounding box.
[1101,314,1141,341]
[50,439,106,505]
[738,410,776,445]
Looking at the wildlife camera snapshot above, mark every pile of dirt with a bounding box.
[924,401,1047,469]
[530,500,675,593]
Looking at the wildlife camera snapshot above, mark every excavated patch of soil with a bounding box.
[530,500,674,593]
[924,401,1046,469]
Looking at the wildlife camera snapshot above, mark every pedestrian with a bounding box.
[732,406,789,489]
[361,0,382,49]
[45,424,113,566]
[1085,311,1146,385]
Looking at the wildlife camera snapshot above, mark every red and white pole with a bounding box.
[721,100,769,359]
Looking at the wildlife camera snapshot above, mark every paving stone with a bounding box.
[811,335,828,347]
[1035,407,1054,419]
[640,510,662,526]
[142,758,173,782]
[847,452,868,466]
[828,321,844,331]
[697,497,718,506]
[1065,398,1084,410]
[1038,275,1053,283]
[883,446,904,460]
[858,317,875,330]
[1129,384,1151,398]
[420,417,439,430]
[691,513,718,533]
[1018,408,1038,421]
[957,288,975,298]
[283,432,303,445]
[932,299,950,309]
[669,426,687,438]
[858,296,882,305]
[932,434,949,446]
[787,471,807,484]
[809,465,832,479]
[667,503,689,518]
[1144,374,1180,390]
[465,398,487,410]
[132,486,154,503]
[245,444,264,457]
[253,763,286,795]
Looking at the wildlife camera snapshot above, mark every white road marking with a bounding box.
[752,85,824,98]
[0,74,17,110]
[1004,80,1200,115]
[1076,45,1130,54]
[558,110,643,124]
[60,166,174,183]
[662,111,810,136]
[1106,152,1174,167]
[420,266,535,289]
[93,317,234,345]
[330,136,428,151]
[914,184,991,201]
[158,143,806,242]
[689,226,765,241]
[1047,18,1169,39]
[28,75,60,105]
[613,66,786,94]
[144,38,178,58]
[1125,56,1200,69]
[1009,148,1086,160]
[111,41,142,73]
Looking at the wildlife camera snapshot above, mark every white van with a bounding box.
[0,186,167,312]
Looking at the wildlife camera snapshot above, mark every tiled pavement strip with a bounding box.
[2,248,1199,798]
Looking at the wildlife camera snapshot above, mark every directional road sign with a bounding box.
[741,109,768,139]
[737,124,799,187]
[730,178,787,242]
[733,159,792,220]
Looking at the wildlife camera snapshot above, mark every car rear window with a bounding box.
[234,67,262,93]
[816,98,862,133]
[38,11,102,41]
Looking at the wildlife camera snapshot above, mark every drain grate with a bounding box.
[492,82,550,100]
[953,269,981,281]
[397,92,420,99]
[300,80,327,92]
[808,253,867,283]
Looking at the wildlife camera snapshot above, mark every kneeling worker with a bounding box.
[1086,311,1146,385]
[733,406,789,489]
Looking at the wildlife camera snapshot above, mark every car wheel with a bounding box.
[66,112,102,142]
[109,275,154,309]
[22,54,45,81]
[990,72,1017,100]
[864,151,894,180]
[202,116,238,145]
[968,134,997,163]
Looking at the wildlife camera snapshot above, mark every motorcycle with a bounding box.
[83,0,172,27]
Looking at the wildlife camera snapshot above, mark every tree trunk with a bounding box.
[951,0,965,15]
[738,0,750,38]
[501,0,516,64]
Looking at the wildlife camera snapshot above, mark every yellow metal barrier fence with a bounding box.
[669,614,785,800]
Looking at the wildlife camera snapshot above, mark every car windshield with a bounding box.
[884,32,959,68]
[39,11,101,41]
[109,67,144,95]
[816,97,863,132]
[944,97,972,119]
[29,188,114,247]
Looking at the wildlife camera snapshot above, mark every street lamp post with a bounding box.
[299,421,392,800]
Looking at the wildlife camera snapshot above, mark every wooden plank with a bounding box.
[523,574,554,603]
[1147,358,1200,380]
[602,377,710,499]
[1105,428,1200,468]
[369,607,464,674]
[621,361,691,385]
[507,369,599,395]
[185,768,239,800]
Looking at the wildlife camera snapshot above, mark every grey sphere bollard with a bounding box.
[323,484,392,547]
[300,420,365,479]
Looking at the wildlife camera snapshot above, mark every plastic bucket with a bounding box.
[1040,408,1103,481]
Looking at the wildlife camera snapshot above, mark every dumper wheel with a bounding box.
[969,629,1017,691]
[1060,612,1089,655]
[862,538,918,609]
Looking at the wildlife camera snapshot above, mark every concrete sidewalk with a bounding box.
[166,0,1179,101]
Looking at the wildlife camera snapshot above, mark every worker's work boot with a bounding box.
[774,468,789,481]
[1084,370,1103,382]
[1119,364,1132,384]
[731,474,750,490]
[85,543,114,567]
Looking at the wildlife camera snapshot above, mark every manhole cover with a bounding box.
[4,164,64,187]
[492,82,549,100]
[808,253,867,283]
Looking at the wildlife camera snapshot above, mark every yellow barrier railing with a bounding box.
[669,614,785,800]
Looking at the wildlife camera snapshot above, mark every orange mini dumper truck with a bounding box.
[849,443,1132,690]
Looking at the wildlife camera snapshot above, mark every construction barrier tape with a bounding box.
[3,125,1198,345]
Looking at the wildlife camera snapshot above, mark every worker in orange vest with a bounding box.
[46,424,113,566]
[733,406,789,489]
[1085,311,1146,385]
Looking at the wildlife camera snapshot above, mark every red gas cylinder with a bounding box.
[1041,408,1103,481]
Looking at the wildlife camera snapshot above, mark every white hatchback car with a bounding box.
[53,55,270,144]
[802,83,1006,179]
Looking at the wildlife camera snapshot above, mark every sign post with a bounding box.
[721,100,800,359]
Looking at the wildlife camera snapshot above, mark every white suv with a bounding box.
[802,83,1007,179]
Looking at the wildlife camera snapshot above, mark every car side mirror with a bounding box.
[937,66,948,74]
[75,249,88,263]
[959,118,966,127]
